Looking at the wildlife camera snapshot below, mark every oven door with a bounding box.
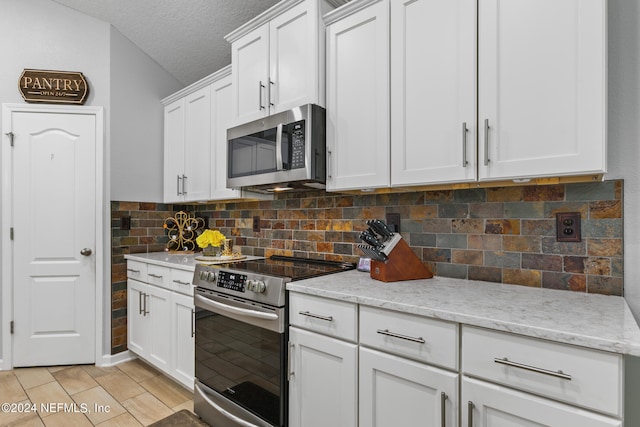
[194,291,287,427]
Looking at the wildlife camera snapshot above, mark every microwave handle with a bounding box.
[275,123,284,171]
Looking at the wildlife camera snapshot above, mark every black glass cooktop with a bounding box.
[219,255,356,282]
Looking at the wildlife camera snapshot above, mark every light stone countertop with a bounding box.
[124,252,264,272]
[287,270,640,357]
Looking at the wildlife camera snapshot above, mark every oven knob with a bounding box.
[248,280,266,293]
[207,271,216,282]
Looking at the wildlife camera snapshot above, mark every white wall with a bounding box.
[110,30,183,202]
[607,0,640,322]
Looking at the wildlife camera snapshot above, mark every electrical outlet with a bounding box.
[386,213,401,233]
[253,216,261,232]
[121,215,131,230]
[556,212,581,242]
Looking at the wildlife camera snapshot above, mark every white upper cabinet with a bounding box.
[478,0,607,181]
[325,0,606,192]
[163,98,186,203]
[210,72,242,200]
[163,86,211,203]
[164,66,248,202]
[325,0,390,191]
[227,0,339,125]
[390,0,477,186]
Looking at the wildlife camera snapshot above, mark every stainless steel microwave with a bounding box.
[226,104,326,193]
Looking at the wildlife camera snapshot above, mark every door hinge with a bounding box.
[5,132,14,147]
[10,321,14,334]
[10,227,14,240]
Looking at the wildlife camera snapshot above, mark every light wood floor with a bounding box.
[0,359,195,426]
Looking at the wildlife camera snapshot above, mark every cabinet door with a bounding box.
[360,347,458,427]
[269,0,318,113]
[289,327,357,427]
[163,98,186,203]
[478,0,606,181]
[127,279,149,357]
[171,292,194,390]
[462,377,621,427]
[231,24,270,124]
[326,0,390,191]
[390,0,476,186]
[146,285,172,372]
[211,75,241,200]
[183,86,211,202]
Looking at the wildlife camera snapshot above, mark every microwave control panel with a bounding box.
[290,120,305,169]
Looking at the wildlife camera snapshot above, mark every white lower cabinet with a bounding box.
[462,326,623,426]
[288,327,358,427]
[462,377,621,427]
[127,261,194,390]
[171,292,195,389]
[289,292,628,426]
[360,347,458,427]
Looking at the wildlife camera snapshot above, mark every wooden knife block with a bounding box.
[370,238,433,282]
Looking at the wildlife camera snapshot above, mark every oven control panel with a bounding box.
[217,271,247,292]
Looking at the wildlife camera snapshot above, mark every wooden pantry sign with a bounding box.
[18,69,89,104]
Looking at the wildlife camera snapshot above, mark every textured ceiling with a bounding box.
[50,0,280,86]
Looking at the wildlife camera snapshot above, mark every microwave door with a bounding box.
[228,132,277,178]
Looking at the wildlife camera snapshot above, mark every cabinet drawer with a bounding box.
[462,326,622,417]
[171,268,194,296]
[289,293,357,342]
[147,264,172,290]
[126,260,147,282]
[360,306,458,370]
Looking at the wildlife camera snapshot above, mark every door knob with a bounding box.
[80,248,92,256]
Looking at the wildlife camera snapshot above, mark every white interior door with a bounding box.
[10,109,97,367]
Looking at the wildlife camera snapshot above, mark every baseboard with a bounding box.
[97,350,136,367]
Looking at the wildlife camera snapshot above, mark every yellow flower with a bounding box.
[196,229,226,248]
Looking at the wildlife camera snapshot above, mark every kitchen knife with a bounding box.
[357,244,388,262]
[360,229,384,249]
[366,219,388,238]
[373,219,395,237]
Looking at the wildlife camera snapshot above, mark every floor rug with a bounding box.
[149,409,210,427]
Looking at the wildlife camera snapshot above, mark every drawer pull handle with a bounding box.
[127,268,140,273]
[376,329,425,344]
[173,279,191,285]
[468,401,474,427]
[441,392,447,427]
[299,311,333,322]
[148,273,163,279]
[494,357,572,380]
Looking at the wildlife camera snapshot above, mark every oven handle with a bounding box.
[195,383,260,427]
[195,294,278,321]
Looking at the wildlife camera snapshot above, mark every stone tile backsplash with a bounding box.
[110,180,623,353]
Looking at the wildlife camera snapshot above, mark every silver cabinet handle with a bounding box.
[80,248,92,256]
[173,279,191,286]
[483,119,490,166]
[177,175,182,196]
[259,81,265,110]
[462,122,468,167]
[182,174,187,195]
[269,79,275,107]
[143,293,149,316]
[468,401,474,427]
[138,291,144,315]
[148,273,163,279]
[494,357,572,380]
[191,309,195,338]
[288,342,295,380]
[327,149,333,179]
[5,132,14,146]
[441,392,447,427]
[127,268,140,273]
[299,311,333,322]
[376,328,425,344]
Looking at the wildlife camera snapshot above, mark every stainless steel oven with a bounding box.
[193,256,355,427]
